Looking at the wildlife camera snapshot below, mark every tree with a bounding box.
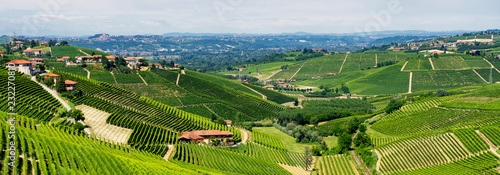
[101,57,110,70]
[319,85,324,89]
[73,122,85,131]
[335,88,339,94]
[179,65,185,70]
[38,63,45,71]
[60,41,69,46]
[311,146,321,156]
[435,89,449,97]
[358,123,367,133]
[55,79,66,92]
[294,100,299,106]
[170,60,175,67]
[353,132,372,148]
[71,109,85,121]
[303,146,313,170]
[159,60,167,66]
[216,117,226,126]
[310,117,319,126]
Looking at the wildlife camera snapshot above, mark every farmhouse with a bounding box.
[178,130,233,144]
[23,49,44,56]
[393,48,405,51]
[65,80,77,91]
[235,67,247,71]
[124,57,142,68]
[29,58,44,64]
[39,42,48,46]
[263,85,274,90]
[105,55,116,61]
[326,73,338,76]
[44,73,60,83]
[225,120,232,127]
[7,41,23,46]
[57,56,70,62]
[4,60,33,75]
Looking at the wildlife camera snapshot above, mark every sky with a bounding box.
[0,0,499,36]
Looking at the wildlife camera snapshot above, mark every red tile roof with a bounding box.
[179,130,233,140]
[0,51,4,54]
[64,80,77,85]
[29,58,43,61]
[45,73,59,77]
[5,60,33,65]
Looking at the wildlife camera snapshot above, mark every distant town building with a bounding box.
[29,58,44,64]
[39,42,48,46]
[225,120,232,127]
[57,56,70,62]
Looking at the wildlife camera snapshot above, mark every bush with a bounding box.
[435,89,449,97]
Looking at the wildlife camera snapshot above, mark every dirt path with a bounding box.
[473,69,488,83]
[266,69,282,80]
[176,74,181,86]
[408,72,413,93]
[239,128,248,144]
[137,72,148,85]
[401,61,408,71]
[163,145,175,161]
[78,49,90,56]
[110,71,118,84]
[203,104,221,118]
[428,58,435,70]
[339,54,349,73]
[374,149,382,173]
[351,151,372,175]
[316,56,330,75]
[83,68,90,79]
[483,58,500,74]
[32,76,71,111]
[351,131,360,149]
[476,130,500,158]
[76,105,132,144]
[375,54,378,67]
[241,83,267,99]
[290,61,307,79]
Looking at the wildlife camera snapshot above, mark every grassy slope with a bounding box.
[252,127,316,154]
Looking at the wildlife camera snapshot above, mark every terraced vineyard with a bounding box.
[453,128,489,153]
[403,58,433,71]
[372,107,500,136]
[90,70,116,84]
[431,56,469,70]
[247,142,306,168]
[54,70,241,155]
[0,67,62,121]
[314,154,360,175]
[271,63,302,79]
[412,70,485,92]
[252,130,288,150]
[293,54,345,80]
[0,112,217,175]
[377,133,471,174]
[114,73,145,84]
[390,152,500,175]
[379,98,448,122]
[475,68,500,82]
[479,126,500,146]
[173,144,291,174]
[372,137,402,147]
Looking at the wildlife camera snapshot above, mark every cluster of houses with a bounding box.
[392,35,496,52]
[55,55,146,69]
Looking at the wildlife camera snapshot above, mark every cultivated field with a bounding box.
[76,105,132,144]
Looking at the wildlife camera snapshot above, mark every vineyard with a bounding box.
[53,70,241,155]
[90,70,116,84]
[0,67,62,122]
[403,58,433,71]
[314,154,360,175]
[252,130,288,150]
[453,128,489,153]
[479,126,500,146]
[411,69,485,92]
[173,144,291,174]
[377,133,471,174]
[243,83,297,104]
[292,54,345,80]
[390,152,500,175]
[431,56,469,70]
[247,142,306,168]
[0,112,217,175]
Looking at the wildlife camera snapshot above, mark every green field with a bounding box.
[51,46,87,58]
[348,62,410,95]
[90,70,116,84]
[431,56,469,70]
[252,127,316,154]
[217,61,297,78]
[412,70,485,92]
[114,73,145,84]
[403,58,433,71]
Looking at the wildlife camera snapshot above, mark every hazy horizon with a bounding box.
[1,0,499,36]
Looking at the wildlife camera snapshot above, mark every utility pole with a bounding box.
[490,66,493,84]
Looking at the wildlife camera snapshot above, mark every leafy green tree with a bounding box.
[303,146,313,170]
[358,124,367,133]
[60,41,69,46]
[435,89,449,97]
[101,57,110,70]
[353,132,372,148]
[55,79,66,93]
[179,65,185,70]
[38,63,45,71]
[310,117,319,126]
[311,145,321,156]
[71,109,85,121]
[319,85,324,89]
[216,117,226,126]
